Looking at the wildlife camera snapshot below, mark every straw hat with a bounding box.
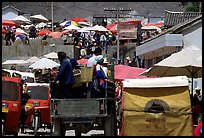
[103,57,109,64]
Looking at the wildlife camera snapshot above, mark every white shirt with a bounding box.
[102,66,108,77]
[87,54,97,67]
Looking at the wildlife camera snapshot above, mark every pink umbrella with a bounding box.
[49,32,63,38]
[77,58,89,65]
[114,65,148,81]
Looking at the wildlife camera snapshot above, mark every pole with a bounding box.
[51,2,54,32]
[116,9,120,64]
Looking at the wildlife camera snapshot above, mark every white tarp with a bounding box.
[29,58,60,69]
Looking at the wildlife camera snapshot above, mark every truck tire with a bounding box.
[52,118,66,136]
[34,116,39,136]
[104,116,115,136]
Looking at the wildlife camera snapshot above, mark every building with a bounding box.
[136,10,202,93]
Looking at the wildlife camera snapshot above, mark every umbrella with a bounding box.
[48,32,63,38]
[88,25,109,32]
[2,28,6,34]
[11,15,31,23]
[15,28,28,35]
[35,22,47,28]
[26,56,40,63]
[29,58,60,69]
[77,22,90,26]
[140,45,202,94]
[2,20,17,26]
[38,29,51,36]
[72,17,88,22]
[64,24,80,30]
[43,52,58,59]
[77,58,89,65]
[2,59,28,65]
[60,20,78,27]
[114,64,147,81]
[30,14,49,22]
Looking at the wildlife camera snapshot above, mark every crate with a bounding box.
[73,69,82,87]
[80,67,93,82]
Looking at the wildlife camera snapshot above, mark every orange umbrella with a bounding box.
[49,32,63,38]
[77,58,89,65]
[72,17,88,22]
[38,29,51,36]
[2,20,17,26]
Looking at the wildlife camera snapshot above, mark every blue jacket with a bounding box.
[54,58,75,85]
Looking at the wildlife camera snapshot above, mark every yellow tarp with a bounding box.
[122,86,194,136]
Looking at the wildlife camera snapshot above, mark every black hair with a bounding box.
[57,51,66,60]
[93,48,102,55]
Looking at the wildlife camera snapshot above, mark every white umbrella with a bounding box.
[30,14,49,22]
[43,52,58,59]
[2,59,28,65]
[12,15,31,23]
[78,27,90,32]
[29,58,60,69]
[16,28,28,35]
[142,26,161,33]
[77,21,91,26]
[36,22,47,28]
[140,45,202,93]
[64,24,80,30]
[26,56,40,63]
[88,25,109,32]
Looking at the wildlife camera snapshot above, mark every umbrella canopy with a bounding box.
[15,28,28,35]
[77,21,90,26]
[16,34,26,39]
[29,58,60,69]
[60,20,78,27]
[72,17,88,22]
[38,29,52,36]
[11,15,30,23]
[35,22,47,28]
[141,26,161,32]
[2,20,17,26]
[30,14,49,22]
[77,58,89,65]
[48,32,63,38]
[88,25,109,32]
[2,59,28,65]
[140,45,202,93]
[26,56,40,63]
[114,64,147,81]
[64,24,80,30]
[43,52,58,59]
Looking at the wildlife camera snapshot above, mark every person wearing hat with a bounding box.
[194,87,202,102]
[102,57,109,77]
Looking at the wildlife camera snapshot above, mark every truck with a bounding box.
[50,66,117,136]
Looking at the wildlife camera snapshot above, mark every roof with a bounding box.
[2,5,21,12]
[164,10,202,28]
[140,14,202,45]
[122,76,189,88]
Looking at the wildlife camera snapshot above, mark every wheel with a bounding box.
[75,129,81,136]
[34,116,39,136]
[13,131,18,136]
[52,118,66,136]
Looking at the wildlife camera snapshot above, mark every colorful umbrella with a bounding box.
[38,29,51,36]
[2,20,17,26]
[72,17,88,22]
[60,20,78,27]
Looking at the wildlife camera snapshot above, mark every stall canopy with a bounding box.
[30,14,49,22]
[29,58,60,69]
[43,52,58,59]
[114,65,147,81]
[26,56,40,63]
[2,59,28,65]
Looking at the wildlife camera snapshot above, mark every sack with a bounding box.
[92,78,100,93]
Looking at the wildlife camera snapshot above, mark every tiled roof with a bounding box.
[164,10,202,28]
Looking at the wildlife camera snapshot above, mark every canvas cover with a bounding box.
[121,86,193,136]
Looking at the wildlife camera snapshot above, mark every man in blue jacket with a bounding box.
[54,51,75,99]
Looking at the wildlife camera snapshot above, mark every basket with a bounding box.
[81,67,93,82]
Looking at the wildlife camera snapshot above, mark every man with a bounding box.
[194,87,202,101]
[54,51,75,99]
[87,48,102,67]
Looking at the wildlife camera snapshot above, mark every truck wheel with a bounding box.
[75,129,81,136]
[104,116,116,136]
[53,118,66,136]
[13,131,18,136]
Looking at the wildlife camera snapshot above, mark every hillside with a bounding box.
[2,2,183,22]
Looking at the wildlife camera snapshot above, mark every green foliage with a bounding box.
[185,3,200,12]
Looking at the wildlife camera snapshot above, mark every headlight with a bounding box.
[32,101,39,107]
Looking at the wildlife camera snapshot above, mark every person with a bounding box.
[53,51,75,99]
[125,56,131,66]
[100,32,107,50]
[194,87,202,102]
[194,120,202,136]
[91,55,107,98]
[87,48,102,67]
[102,57,109,78]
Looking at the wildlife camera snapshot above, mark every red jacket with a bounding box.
[194,122,202,136]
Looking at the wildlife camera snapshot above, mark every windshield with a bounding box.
[27,86,49,100]
[2,81,19,101]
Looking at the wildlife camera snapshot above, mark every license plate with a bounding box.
[26,103,32,107]
[2,108,9,113]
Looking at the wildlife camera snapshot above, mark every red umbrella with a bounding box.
[72,17,88,22]
[2,20,17,26]
[77,58,89,65]
[109,24,117,34]
[2,28,6,34]
[49,32,63,38]
[114,65,148,81]
[106,23,117,30]
[38,29,51,36]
